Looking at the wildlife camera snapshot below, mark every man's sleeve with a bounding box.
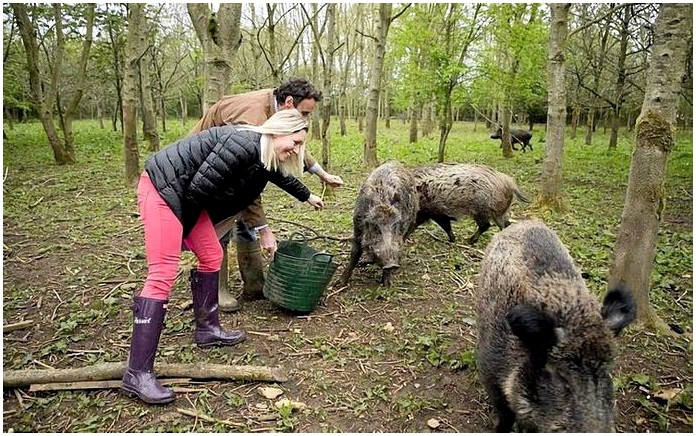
[303,148,318,172]
[238,196,267,229]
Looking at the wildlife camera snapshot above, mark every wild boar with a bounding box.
[490,127,533,152]
[476,220,636,432]
[413,163,530,244]
[340,161,418,287]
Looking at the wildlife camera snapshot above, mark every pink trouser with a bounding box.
[137,173,222,300]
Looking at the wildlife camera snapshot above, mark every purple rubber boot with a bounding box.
[121,297,175,404]
[190,270,247,347]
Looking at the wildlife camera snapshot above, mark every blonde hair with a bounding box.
[239,109,309,177]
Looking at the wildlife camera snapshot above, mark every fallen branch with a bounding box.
[3,320,34,334]
[4,362,288,388]
[29,378,191,392]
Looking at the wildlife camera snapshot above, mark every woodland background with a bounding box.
[3,3,692,161]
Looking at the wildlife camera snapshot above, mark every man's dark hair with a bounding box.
[274,78,322,105]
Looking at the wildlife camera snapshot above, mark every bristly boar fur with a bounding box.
[476,220,636,432]
[413,163,530,244]
[340,161,418,287]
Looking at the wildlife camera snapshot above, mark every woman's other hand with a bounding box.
[323,173,344,187]
[307,194,324,210]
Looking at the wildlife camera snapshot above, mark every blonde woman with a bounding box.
[122,109,323,404]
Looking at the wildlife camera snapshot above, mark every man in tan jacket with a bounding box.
[190,78,343,311]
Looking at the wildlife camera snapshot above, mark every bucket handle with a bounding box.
[289,232,308,244]
[311,252,333,264]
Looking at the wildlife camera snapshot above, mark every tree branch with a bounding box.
[299,4,329,69]
[390,3,412,22]
[355,29,377,43]
[65,4,95,118]
[568,4,626,38]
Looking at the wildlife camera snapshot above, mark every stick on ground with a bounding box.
[3,320,34,334]
[4,362,288,388]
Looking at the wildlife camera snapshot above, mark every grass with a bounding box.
[2,117,693,432]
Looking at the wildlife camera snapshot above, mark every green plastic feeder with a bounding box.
[263,233,338,313]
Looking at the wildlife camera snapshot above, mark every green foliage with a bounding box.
[275,400,299,431]
[473,4,548,116]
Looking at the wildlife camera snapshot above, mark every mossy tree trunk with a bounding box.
[187,3,242,112]
[607,3,691,333]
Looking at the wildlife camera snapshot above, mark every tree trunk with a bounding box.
[112,101,119,132]
[538,4,569,211]
[123,3,144,187]
[609,6,631,150]
[584,17,611,146]
[339,34,350,138]
[422,99,434,139]
[138,17,159,152]
[56,4,95,160]
[409,97,419,143]
[339,91,347,136]
[265,4,280,83]
[321,4,336,178]
[384,87,391,129]
[607,3,691,333]
[97,102,104,129]
[106,3,124,134]
[180,92,188,126]
[570,105,579,139]
[160,96,167,133]
[437,91,453,162]
[435,4,468,163]
[12,4,74,164]
[4,108,14,131]
[584,108,594,145]
[310,3,322,141]
[500,106,514,158]
[187,3,242,112]
[364,4,393,168]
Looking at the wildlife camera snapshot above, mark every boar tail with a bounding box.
[514,189,531,204]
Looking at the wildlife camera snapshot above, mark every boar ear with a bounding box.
[601,285,636,336]
[507,304,559,366]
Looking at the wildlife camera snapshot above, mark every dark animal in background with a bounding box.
[476,220,636,432]
[340,161,419,287]
[490,127,533,152]
[413,163,530,244]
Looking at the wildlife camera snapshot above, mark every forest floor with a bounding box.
[2,120,693,432]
